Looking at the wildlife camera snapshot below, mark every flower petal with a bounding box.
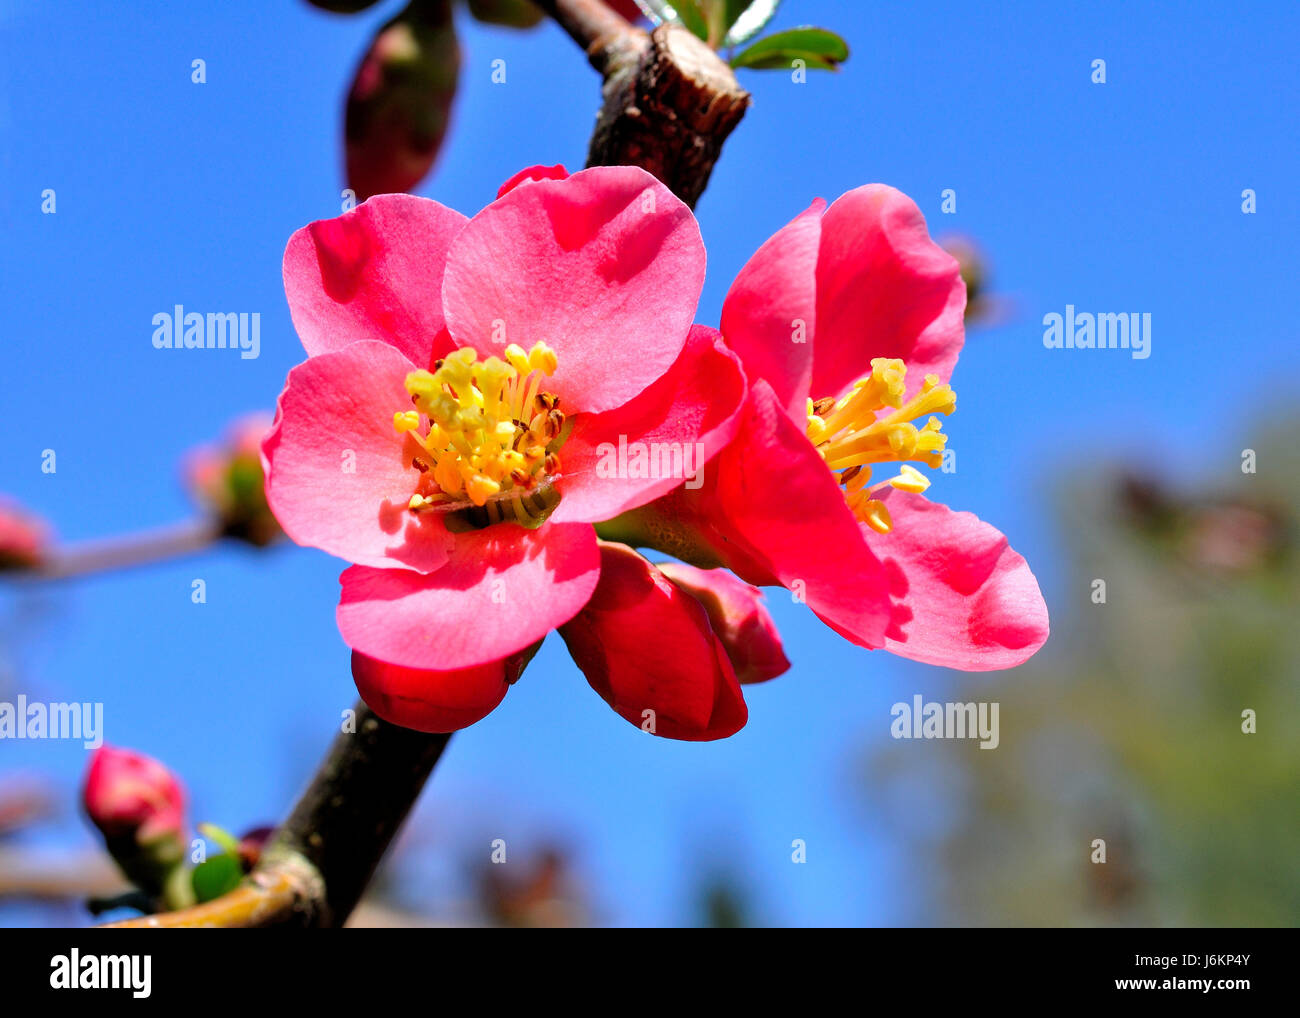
[865,490,1049,670]
[719,198,824,418]
[706,381,894,648]
[261,341,453,573]
[811,185,965,401]
[441,165,706,413]
[551,325,747,524]
[351,648,523,733]
[560,543,747,741]
[337,522,600,670]
[283,193,467,365]
[657,562,790,684]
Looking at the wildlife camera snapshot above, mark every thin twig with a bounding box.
[22,518,224,581]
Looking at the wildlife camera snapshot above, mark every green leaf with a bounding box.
[722,0,780,47]
[730,26,849,71]
[672,1,710,42]
[465,0,544,29]
[191,855,242,903]
[198,822,241,858]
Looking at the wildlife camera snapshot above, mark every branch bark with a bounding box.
[537,0,750,208]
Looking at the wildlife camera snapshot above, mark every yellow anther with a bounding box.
[527,341,558,375]
[503,344,531,375]
[465,473,501,506]
[807,359,954,532]
[397,344,567,517]
[885,464,931,494]
[861,499,893,534]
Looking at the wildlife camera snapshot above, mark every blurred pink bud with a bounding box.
[0,497,50,571]
[657,562,791,684]
[185,412,281,546]
[83,745,186,846]
[345,5,460,202]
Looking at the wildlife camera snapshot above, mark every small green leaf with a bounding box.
[198,822,241,858]
[191,855,242,903]
[730,26,849,71]
[722,0,780,46]
[672,1,710,42]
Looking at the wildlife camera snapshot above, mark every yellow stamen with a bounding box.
[398,345,566,516]
[806,358,954,533]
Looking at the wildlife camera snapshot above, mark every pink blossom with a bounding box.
[263,165,747,729]
[627,185,1049,670]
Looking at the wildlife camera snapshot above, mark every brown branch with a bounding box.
[536,0,750,208]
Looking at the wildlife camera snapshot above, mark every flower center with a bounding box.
[393,342,569,528]
[805,357,956,534]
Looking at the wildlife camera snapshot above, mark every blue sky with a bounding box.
[1,0,1296,925]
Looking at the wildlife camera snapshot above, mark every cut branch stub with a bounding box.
[587,24,750,208]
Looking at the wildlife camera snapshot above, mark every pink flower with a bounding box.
[263,165,747,729]
[83,745,186,846]
[618,185,1049,670]
[0,497,49,571]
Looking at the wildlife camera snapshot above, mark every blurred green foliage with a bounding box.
[866,413,1298,926]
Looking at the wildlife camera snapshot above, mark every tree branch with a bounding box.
[536,0,750,208]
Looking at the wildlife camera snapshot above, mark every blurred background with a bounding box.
[0,0,1296,926]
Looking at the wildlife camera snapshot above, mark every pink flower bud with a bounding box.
[185,412,281,546]
[657,562,790,684]
[82,745,186,846]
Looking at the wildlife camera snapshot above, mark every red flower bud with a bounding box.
[0,497,50,571]
[345,4,460,202]
[560,543,748,741]
[657,561,790,684]
[83,745,186,846]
